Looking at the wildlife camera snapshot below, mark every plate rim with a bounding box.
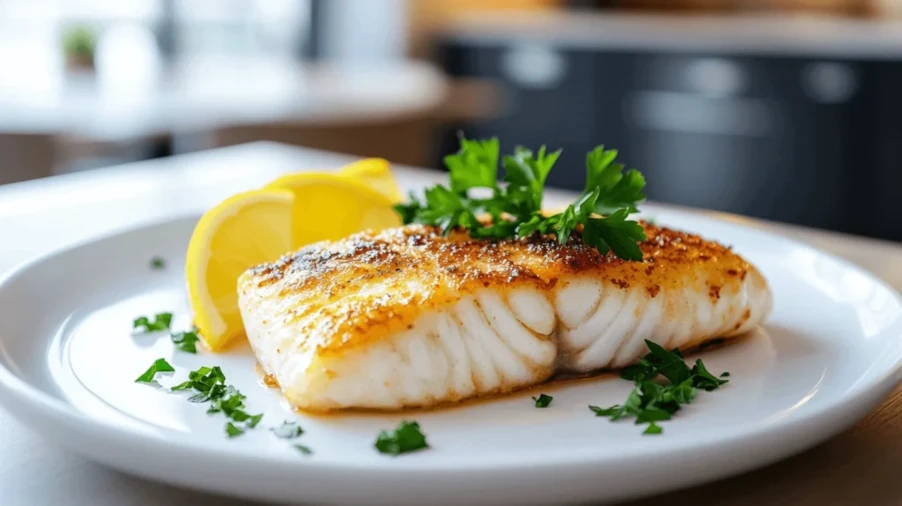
[1,209,901,478]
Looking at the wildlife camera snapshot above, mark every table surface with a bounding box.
[1,142,901,506]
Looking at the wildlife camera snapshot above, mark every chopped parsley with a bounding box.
[225,422,245,438]
[590,340,730,434]
[532,393,553,408]
[150,257,165,270]
[171,330,200,354]
[644,421,663,435]
[374,421,428,455]
[272,421,304,439]
[691,358,729,391]
[135,358,175,383]
[133,312,173,333]
[172,365,263,438]
[272,421,312,454]
[395,136,647,260]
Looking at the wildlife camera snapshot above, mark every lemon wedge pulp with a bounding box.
[185,189,293,351]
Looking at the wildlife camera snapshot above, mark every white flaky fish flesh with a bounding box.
[238,222,771,412]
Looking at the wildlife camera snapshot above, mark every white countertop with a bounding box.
[442,11,902,59]
[1,142,901,506]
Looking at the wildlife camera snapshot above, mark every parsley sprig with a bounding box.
[395,137,647,260]
[590,340,729,434]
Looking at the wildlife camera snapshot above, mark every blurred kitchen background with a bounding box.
[1,0,900,241]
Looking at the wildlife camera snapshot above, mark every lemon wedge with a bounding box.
[336,158,403,202]
[266,158,403,204]
[185,189,294,351]
[264,166,403,249]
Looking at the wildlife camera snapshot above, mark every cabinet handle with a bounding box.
[801,62,858,104]
[500,43,566,89]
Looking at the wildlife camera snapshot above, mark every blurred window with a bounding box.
[0,0,309,57]
[173,0,308,56]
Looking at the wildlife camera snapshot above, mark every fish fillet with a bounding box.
[237,222,771,412]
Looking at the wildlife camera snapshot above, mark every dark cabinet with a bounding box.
[624,55,871,233]
[439,43,633,189]
[437,37,901,241]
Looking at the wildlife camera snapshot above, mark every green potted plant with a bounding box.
[62,25,97,71]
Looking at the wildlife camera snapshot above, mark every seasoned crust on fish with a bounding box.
[238,222,772,411]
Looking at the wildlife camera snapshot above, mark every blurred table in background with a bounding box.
[0,44,498,182]
[0,56,446,142]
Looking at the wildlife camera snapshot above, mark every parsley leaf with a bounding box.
[294,444,313,455]
[619,357,657,382]
[642,340,691,385]
[393,192,425,225]
[664,378,698,405]
[171,330,200,354]
[643,421,663,435]
[691,359,729,391]
[135,358,175,383]
[585,146,647,215]
[133,313,173,333]
[374,421,428,456]
[582,208,647,261]
[503,145,560,213]
[395,136,647,260]
[225,422,245,438]
[532,393,553,408]
[446,136,499,193]
[247,413,264,429]
[170,380,193,391]
[272,421,304,439]
[150,257,165,270]
[589,405,618,417]
[635,407,673,424]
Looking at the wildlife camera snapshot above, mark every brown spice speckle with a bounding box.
[709,285,721,301]
[611,278,630,289]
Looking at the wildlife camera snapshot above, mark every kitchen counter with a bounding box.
[441,11,902,59]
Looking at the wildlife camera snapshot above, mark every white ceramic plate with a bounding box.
[1,209,901,506]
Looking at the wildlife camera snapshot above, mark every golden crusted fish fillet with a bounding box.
[237,222,771,412]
